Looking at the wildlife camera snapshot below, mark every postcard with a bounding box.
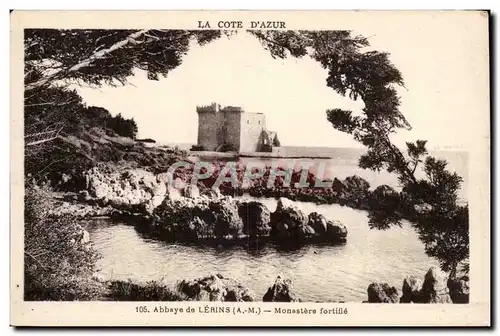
[10,10,490,327]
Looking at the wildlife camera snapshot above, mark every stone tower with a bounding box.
[196,103,277,152]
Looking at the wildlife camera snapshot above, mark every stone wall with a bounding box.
[222,110,242,151]
[197,111,219,151]
[240,112,266,152]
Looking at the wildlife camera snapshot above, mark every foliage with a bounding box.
[25,29,223,90]
[25,86,139,140]
[250,30,469,274]
[106,279,185,301]
[415,204,469,274]
[24,88,141,185]
[24,185,105,300]
[87,108,138,139]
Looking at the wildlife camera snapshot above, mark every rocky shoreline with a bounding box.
[51,164,351,245]
[106,266,469,303]
[55,159,403,214]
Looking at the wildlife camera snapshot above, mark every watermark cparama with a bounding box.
[161,160,335,190]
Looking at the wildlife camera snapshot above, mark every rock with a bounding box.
[172,177,186,190]
[331,178,345,195]
[153,197,210,240]
[263,276,300,302]
[50,200,117,219]
[78,190,92,202]
[308,212,328,235]
[177,274,255,302]
[326,220,348,241]
[200,187,222,199]
[185,216,212,240]
[270,197,308,230]
[269,201,347,243]
[367,283,400,303]
[166,183,183,201]
[156,172,170,184]
[183,184,200,199]
[84,166,169,212]
[343,175,370,193]
[274,221,290,239]
[400,275,423,303]
[209,198,244,238]
[340,175,371,208]
[369,185,402,217]
[153,196,244,241]
[420,267,453,303]
[299,225,316,238]
[448,275,469,303]
[144,195,166,214]
[238,201,271,237]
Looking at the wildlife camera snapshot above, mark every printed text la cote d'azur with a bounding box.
[198,21,286,29]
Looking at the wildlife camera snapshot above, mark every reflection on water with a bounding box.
[86,198,441,302]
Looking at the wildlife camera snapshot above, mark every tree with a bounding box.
[250,30,468,275]
[107,113,139,139]
[24,29,224,147]
[24,29,223,91]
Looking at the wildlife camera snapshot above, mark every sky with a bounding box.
[76,17,488,151]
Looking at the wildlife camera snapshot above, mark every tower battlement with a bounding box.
[221,106,244,113]
[196,103,245,114]
[196,102,221,113]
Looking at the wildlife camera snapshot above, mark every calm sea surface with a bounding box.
[86,146,468,302]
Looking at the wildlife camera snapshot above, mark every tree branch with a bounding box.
[24,29,151,91]
[24,99,78,108]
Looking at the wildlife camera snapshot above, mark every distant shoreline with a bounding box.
[157,144,468,156]
[187,150,333,160]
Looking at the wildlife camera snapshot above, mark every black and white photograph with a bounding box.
[10,10,490,327]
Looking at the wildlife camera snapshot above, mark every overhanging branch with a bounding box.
[24,29,151,91]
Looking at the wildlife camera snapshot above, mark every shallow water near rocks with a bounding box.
[86,197,441,302]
